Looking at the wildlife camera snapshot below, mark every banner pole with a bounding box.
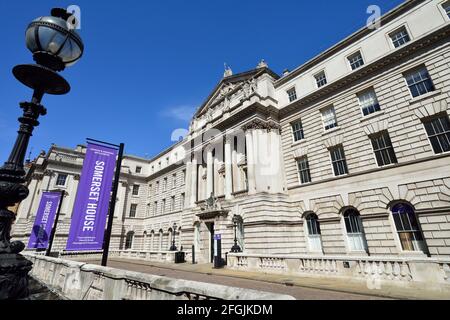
[46,190,65,257]
[101,143,124,266]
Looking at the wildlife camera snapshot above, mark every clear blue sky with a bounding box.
[0,0,403,162]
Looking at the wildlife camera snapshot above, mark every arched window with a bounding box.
[305,213,322,252]
[125,231,134,250]
[143,231,147,250]
[343,209,367,252]
[150,231,155,251]
[158,229,163,251]
[392,203,427,253]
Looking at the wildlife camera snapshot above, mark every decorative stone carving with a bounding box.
[241,118,281,132]
[256,59,268,69]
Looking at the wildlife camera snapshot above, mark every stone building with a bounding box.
[12,0,450,290]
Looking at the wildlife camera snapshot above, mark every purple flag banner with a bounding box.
[27,192,62,250]
[66,143,118,251]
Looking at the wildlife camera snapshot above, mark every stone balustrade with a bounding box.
[23,253,294,300]
[228,253,450,294]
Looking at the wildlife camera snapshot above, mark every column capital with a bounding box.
[241,118,280,132]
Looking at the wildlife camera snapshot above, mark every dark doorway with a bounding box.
[206,222,215,263]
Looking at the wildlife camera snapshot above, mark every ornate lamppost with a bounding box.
[231,215,242,253]
[170,223,178,251]
[0,8,83,299]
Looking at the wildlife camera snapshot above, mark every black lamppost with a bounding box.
[231,215,242,253]
[0,8,83,300]
[170,223,177,251]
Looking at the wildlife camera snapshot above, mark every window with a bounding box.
[389,26,410,48]
[162,199,166,214]
[151,165,154,174]
[181,193,185,210]
[287,87,297,102]
[171,196,175,211]
[156,181,160,193]
[405,67,434,98]
[182,170,186,184]
[291,120,304,142]
[146,204,150,217]
[166,157,170,165]
[55,174,67,187]
[343,209,367,252]
[136,166,142,174]
[153,201,157,215]
[297,156,311,184]
[443,1,450,18]
[358,89,381,116]
[305,213,322,252]
[158,161,161,169]
[172,174,177,189]
[321,106,338,130]
[423,115,450,154]
[391,203,427,253]
[148,184,152,197]
[132,184,140,196]
[125,232,134,250]
[329,145,348,176]
[315,71,327,88]
[348,51,364,70]
[370,131,398,167]
[129,204,137,218]
[163,178,167,191]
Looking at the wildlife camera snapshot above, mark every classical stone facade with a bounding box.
[12,0,450,290]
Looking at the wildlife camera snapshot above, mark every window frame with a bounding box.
[347,50,365,71]
[357,88,381,117]
[439,0,450,19]
[369,131,398,167]
[291,119,305,143]
[321,106,338,131]
[388,25,411,49]
[314,70,328,88]
[296,156,312,185]
[286,86,298,103]
[132,184,140,196]
[129,204,138,218]
[329,145,349,177]
[135,166,142,174]
[55,173,68,187]
[422,113,450,155]
[403,66,435,99]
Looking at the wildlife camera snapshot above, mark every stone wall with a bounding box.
[24,253,294,300]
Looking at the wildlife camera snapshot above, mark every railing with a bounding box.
[23,253,294,300]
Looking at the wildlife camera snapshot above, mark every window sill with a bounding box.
[360,110,385,123]
[321,126,341,136]
[291,139,308,148]
[408,90,442,105]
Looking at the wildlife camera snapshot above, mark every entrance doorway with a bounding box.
[206,222,215,263]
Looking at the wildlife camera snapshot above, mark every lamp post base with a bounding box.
[230,244,242,253]
[0,253,33,300]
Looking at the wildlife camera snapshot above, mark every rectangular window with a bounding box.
[135,166,142,174]
[171,196,175,211]
[348,51,364,70]
[162,199,166,214]
[148,184,152,197]
[297,156,311,184]
[172,174,177,189]
[182,170,186,184]
[151,165,154,173]
[55,174,67,187]
[156,181,159,193]
[287,88,297,102]
[321,106,338,130]
[329,145,348,176]
[423,115,450,154]
[315,71,327,88]
[370,131,398,167]
[163,178,167,191]
[443,1,450,18]
[405,67,435,98]
[390,26,410,48]
[181,193,185,210]
[291,120,305,142]
[153,201,157,215]
[132,185,140,196]
[129,204,137,218]
[358,89,381,116]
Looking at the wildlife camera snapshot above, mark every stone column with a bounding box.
[224,137,233,200]
[245,130,256,194]
[190,156,198,206]
[184,158,192,208]
[206,148,213,197]
[65,174,80,217]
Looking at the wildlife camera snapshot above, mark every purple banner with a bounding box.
[27,192,62,250]
[66,143,118,251]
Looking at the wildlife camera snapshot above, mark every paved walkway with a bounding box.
[83,258,393,300]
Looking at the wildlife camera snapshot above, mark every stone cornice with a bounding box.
[241,118,281,132]
[279,24,450,118]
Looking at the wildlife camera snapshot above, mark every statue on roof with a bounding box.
[224,63,233,78]
[256,59,268,69]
